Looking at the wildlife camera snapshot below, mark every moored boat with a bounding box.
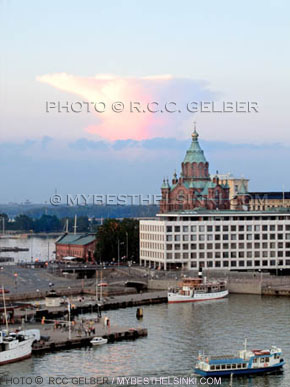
[0,331,34,365]
[168,277,228,303]
[0,285,38,365]
[90,337,108,346]
[194,340,285,377]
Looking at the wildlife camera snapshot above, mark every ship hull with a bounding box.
[194,361,285,377]
[168,289,228,303]
[0,339,33,366]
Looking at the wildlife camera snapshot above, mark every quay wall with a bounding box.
[148,271,290,295]
[148,278,262,295]
[148,280,179,290]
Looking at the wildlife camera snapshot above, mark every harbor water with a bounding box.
[1,294,290,386]
[0,236,57,262]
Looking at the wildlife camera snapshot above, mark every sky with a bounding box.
[0,0,289,203]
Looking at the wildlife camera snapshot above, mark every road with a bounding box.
[0,265,85,294]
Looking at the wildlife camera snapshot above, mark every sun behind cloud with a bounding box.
[37,73,214,141]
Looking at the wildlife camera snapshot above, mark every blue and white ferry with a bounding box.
[194,340,285,377]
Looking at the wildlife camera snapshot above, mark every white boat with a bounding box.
[90,337,108,346]
[0,331,34,365]
[0,285,38,365]
[194,339,285,377]
[168,277,228,303]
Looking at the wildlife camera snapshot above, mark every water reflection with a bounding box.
[1,294,290,386]
[0,236,56,262]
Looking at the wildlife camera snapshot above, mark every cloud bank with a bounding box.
[37,73,215,141]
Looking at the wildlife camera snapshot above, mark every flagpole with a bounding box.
[2,285,9,331]
[95,270,98,301]
[100,269,103,303]
[68,300,71,340]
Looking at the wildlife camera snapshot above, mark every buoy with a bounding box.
[136,308,143,319]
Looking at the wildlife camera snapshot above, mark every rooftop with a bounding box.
[56,233,96,246]
[249,192,290,200]
[157,207,290,217]
[183,127,207,164]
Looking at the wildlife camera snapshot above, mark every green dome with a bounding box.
[183,129,207,164]
[161,178,170,189]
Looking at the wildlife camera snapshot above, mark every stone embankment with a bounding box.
[147,270,290,296]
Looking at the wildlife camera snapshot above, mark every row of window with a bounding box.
[166,242,290,250]
[189,260,288,268]
[140,233,164,241]
[210,363,247,371]
[140,225,164,232]
[166,225,290,233]
[165,216,290,222]
[253,357,270,363]
[166,251,289,259]
[141,259,288,268]
[141,250,164,258]
[166,233,290,241]
[140,242,164,249]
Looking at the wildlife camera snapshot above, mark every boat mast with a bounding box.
[244,338,247,351]
[67,299,71,340]
[73,215,77,235]
[2,285,9,331]
[95,270,98,301]
[100,269,103,303]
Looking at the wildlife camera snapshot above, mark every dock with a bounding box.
[23,320,148,354]
[0,247,29,252]
[32,326,147,354]
[14,291,168,322]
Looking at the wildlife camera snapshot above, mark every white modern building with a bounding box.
[139,209,290,272]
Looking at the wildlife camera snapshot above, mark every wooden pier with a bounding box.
[29,291,168,322]
[0,247,29,252]
[31,323,147,354]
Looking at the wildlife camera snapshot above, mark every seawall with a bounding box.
[148,271,290,296]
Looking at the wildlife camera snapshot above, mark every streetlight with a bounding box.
[14,273,18,288]
[126,232,129,262]
[117,239,125,266]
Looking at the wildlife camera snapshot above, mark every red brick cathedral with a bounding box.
[160,126,230,213]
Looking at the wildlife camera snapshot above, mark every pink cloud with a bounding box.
[37,73,214,141]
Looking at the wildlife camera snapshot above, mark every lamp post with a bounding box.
[67,300,71,340]
[118,239,120,267]
[126,232,129,261]
[117,239,125,266]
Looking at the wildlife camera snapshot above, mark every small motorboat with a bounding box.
[90,337,108,346]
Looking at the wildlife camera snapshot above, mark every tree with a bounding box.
[13,214,35,231]
[94,218,139,264]
[76,216,90,232]
[34,215,61,232]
